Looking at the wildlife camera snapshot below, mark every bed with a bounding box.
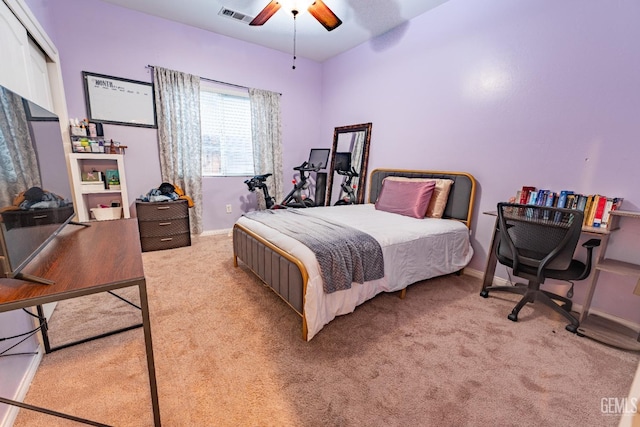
[233,168,477,340]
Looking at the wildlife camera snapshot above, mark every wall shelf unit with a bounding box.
[68,153,130,222]
[578,210,640,351]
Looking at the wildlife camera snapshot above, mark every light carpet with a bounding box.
[12,233,640,426]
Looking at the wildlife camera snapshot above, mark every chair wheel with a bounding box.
[507,313,518,322]
[565,324,578,333]
[480,289,489,298]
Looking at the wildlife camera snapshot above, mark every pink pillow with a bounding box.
[382,177,454,218]
[375,179,436,218]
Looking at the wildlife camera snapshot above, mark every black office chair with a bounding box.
[480,202,601,333]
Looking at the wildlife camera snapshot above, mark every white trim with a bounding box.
[0,349,43,427]
[200,228,233,237]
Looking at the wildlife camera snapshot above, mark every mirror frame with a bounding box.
[325,122,372,206]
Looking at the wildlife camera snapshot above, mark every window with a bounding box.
[200,83,254,176]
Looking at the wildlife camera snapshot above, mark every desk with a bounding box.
[481,210,640,351]
[0,219,161,426]
[481,210,611,290]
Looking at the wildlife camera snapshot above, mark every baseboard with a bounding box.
[200,229,232,237]
[463,267,640,332]
[0,349,43,427]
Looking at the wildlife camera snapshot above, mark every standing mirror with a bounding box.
[326,123,372,206]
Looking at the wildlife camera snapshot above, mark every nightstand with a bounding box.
[135,200,191,252]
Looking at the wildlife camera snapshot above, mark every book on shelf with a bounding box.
[600,197,624,229]
[535,189,549,206]
[554,190,573,221]
[519,186,536,205]
[530,189,547,218]
[105,168,119,182]
[513,190,521,204]
[591,195,608,228]
[600,198,615,228]
[513,185,624,230]
[542,191,555,220]
[565,193,577,210]
[576,194,588,212]
[556,190,573,209]
[582,195,594,226]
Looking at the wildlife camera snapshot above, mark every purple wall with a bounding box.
[30,0,324,230]
[25,0,640,321]
[321,0,640,323]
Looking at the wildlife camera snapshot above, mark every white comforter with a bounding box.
[235,204,473,340]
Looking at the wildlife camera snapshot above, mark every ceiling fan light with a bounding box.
[280,0,314,14]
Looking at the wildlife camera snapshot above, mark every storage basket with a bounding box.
[90,206,122,221]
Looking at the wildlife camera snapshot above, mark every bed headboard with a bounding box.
[368,169,477,228]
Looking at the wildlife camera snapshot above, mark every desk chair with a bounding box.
[480,202,601,333]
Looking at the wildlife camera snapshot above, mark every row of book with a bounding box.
[512,186,623,229]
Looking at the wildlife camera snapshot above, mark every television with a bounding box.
[0,84,76,284]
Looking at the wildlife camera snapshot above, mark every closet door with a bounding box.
[0,0,31,97]
[27,37,53,110]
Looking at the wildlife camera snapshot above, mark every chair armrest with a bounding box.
[582,238,601,249]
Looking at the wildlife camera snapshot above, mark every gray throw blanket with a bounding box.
[244,209,384,293]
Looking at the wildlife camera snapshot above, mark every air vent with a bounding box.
[218,7,254,24]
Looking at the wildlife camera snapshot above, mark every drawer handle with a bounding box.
[160,237,173,241]
[156,206,171,210]
[33,215,48,219]
[159,222,172,226]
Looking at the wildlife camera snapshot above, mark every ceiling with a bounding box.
[96,0,449,62]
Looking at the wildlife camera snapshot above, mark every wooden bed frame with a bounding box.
[233,168,477,340]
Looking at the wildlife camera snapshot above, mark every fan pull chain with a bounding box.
[292,9,298,70]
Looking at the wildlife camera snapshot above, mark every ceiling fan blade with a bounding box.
[308,0,342,31]
[249,1,282,26]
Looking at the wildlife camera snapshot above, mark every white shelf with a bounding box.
[80,188,123,195]
[68,153,130,222]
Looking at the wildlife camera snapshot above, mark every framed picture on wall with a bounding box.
[83,71,157,128]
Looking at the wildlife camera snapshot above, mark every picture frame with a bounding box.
[83,71,157,128]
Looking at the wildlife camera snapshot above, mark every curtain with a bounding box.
[248,88,283,210]
[0,87,41,207]
[153,66,203,234]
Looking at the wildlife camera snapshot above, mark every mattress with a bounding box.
[235,203,474,339]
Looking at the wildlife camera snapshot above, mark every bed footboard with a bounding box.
[232,223,309,340]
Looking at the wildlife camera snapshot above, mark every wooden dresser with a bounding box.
[135,200,191,252]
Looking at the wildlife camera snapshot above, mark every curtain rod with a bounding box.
[145,65,281,95]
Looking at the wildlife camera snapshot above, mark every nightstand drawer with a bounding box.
[140,233,191,252]
[138,218,189,237]
[136,200,188,220]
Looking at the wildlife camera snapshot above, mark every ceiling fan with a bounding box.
[250,0,343,31]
